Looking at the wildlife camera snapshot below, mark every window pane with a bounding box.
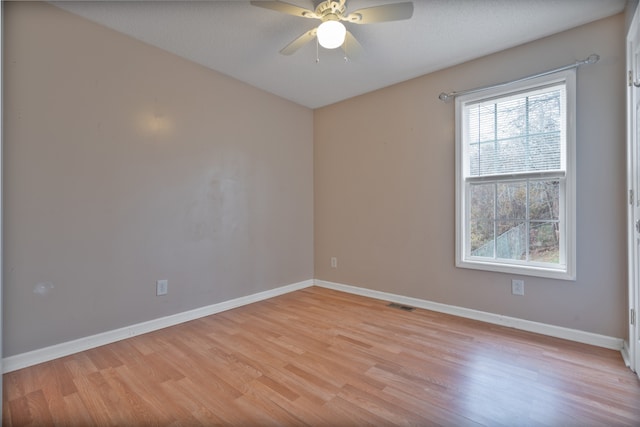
[478,104,495,142]
[467,107,479,143]
[470,220,494,256]
[529,180,559,220]
[469,183,495,221]
[529,222,559,263]
[528,90,562,134]
[478,141,497,175]
[496,97,526,139]
[469,142,479,176]
[496,221,526,260]
[464,83,565,178]
[529,133,561,171]
[497,181,526,220]
[497,137,527,174]
[469,183,495,256]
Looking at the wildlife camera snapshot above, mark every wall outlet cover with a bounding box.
[512,279,524,296]
[156,279,168,296]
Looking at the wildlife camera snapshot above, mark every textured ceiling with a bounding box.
[52,0,626,109]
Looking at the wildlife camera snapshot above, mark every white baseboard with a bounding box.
[4,278,625,373]
[621,340,631,368]
[2,279,314,373]
[314,279,624,351]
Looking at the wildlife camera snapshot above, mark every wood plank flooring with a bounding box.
[3,286,640,426]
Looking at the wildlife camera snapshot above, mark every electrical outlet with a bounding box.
[511,279,524,296]
[331,257,338,268]
[156,279,168,296]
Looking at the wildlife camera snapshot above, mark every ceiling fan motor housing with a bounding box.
[315,1,347,20]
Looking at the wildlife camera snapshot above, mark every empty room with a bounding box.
[3,0,640,425]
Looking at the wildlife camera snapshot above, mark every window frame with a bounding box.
[455,70,576,280]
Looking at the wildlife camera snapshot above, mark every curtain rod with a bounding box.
[437,54,599,102]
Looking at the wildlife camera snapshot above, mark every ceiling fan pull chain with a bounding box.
[316,37,320,63]
[343,35,349,62]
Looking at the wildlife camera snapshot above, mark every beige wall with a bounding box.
[3,2,314,357]
[315,14,627,338]
[3,2,628,358]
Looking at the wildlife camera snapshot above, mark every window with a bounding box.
[455,70,576,280]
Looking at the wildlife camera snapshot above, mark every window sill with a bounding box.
[456,258,576,281]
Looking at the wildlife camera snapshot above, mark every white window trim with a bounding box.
[455,70,576,281]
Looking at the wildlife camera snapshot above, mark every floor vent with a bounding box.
[387,302,415,312]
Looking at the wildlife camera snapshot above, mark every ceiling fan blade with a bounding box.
[344,2,414,24]
[342,31,363,59]
[250,1,318,19]
[280,28,317,55]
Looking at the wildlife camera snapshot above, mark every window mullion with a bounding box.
[525,95,530,173]
[477,105,481,174]
[525,178,530,262]
[493,182,498,259]
[493,103,498,258]
[525,96,530,262]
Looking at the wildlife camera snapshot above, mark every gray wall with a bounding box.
[314,14,627,338]
[3,2,314,357]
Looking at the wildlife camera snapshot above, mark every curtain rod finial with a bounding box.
[586,54,599,64]
[439,92,452,102]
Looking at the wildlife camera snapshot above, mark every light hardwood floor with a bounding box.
[3,286,640,426]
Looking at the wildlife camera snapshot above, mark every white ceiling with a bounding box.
[51,0,626,109]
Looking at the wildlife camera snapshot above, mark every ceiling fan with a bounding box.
[250,0,414,57]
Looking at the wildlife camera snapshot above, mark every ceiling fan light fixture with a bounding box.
[317,20,346,49]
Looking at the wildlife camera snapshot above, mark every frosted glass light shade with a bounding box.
[317,21,346,49]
